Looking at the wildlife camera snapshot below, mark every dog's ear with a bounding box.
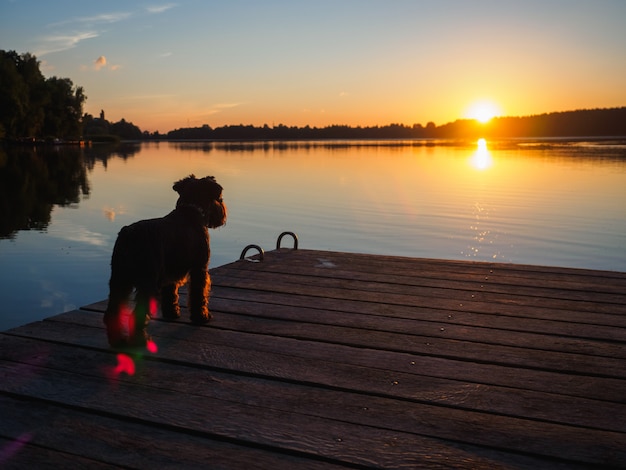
[173,174,197,194]
[202,176,223,200]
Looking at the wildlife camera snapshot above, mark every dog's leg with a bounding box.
[129,290,153,346]
[188,268,212,324]
[161,284,181,320]
[103,280,133,347]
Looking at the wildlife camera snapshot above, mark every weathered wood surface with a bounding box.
[1,249,625,469]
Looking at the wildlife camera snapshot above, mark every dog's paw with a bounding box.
[161,305,181,321]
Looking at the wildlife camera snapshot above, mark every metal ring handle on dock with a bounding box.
[276,231,299,250]
[240,244,264,262]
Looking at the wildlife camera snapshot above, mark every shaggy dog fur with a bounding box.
[103,175,227,348]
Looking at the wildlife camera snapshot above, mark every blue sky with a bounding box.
[2,0,625,132]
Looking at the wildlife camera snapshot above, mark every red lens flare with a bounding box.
[114,353,135,376]
[146,340,158,353]
[126,311,136,337]
[112,304,136,341]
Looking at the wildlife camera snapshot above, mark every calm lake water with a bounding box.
[1,139,625,331]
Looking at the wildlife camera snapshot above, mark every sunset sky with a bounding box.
[2,0,625,133]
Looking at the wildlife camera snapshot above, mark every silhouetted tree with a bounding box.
[42,76,85,139]
[0,50,86,140]
[82,112,109,136]
[109,118,142,140]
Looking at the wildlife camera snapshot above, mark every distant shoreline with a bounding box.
[159,108,626,141]
[5,135,626,150]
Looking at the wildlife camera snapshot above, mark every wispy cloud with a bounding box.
[214,103,241,109]
[35,11,132,56]
[121,93,178,101]
[36,7,169,57]
[146,3,178,14]
[36,31,99,56]
[82,12,132,24]
[48,12,132,28]
[205,103,243,116]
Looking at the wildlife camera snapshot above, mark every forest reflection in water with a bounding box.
[1,138,625,331]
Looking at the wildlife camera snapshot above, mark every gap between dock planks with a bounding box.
[1,248,625,469]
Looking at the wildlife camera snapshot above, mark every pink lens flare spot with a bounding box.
[0,432,33,465]
[114,353,135,376]
[127,312,136,336]
[146,340,158,353]
[149,297,158,316]
[116,304,134,337]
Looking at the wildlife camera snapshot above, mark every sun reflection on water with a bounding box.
[470,138,493,170]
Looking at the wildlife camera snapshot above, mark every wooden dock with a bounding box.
[1,249,625,469]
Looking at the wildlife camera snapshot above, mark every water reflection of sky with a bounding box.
[1,141,625,331]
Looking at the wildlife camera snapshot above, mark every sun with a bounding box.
[465,101,501,123]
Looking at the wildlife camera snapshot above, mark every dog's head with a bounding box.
[173,175,227,228]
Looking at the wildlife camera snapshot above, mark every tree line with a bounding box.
[1,49,624,142]
[434,108,626,139]
[164,108,626,140]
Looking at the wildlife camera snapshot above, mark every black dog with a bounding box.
[103,175,227,348]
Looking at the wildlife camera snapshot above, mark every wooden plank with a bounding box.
[221,252,626,304]
[6,315,626,430]
[205,288,626,348]
[37,310,626,403]
[0,335,622,467]
[0,395,340,470]
[0,366,573,469]
[209,316,624,378]
[212,269,626,318]
[0,436,117,469]
[242,249,626,289]
[81,289,626,357]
